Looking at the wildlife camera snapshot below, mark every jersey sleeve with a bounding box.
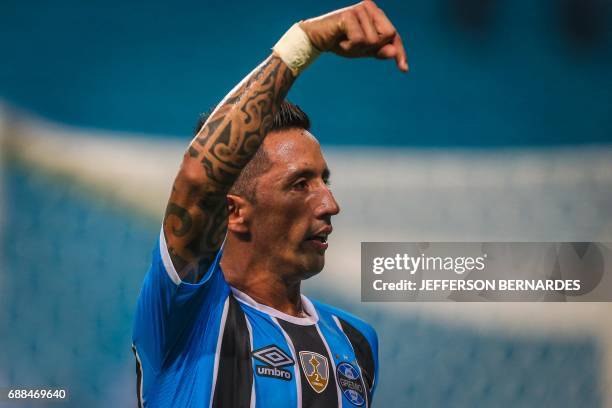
[132,228,228,372]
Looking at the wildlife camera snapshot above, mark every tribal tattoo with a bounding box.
[163,55,295,282]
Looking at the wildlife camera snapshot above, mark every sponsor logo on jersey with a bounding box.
[252,345,294,381]
[299,351,329,393]
[336,362,366,406]
[255,365,292,380]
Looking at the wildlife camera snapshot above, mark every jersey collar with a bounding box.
[230,287,319,326]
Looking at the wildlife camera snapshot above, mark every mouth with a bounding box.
[305,226,332,252]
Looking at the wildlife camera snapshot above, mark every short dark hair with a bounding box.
[194,101,311,203]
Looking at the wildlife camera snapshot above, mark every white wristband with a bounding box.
[272,23,321,77]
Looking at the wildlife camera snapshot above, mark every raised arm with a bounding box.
[164,56,294,282]
[163,1,408,282]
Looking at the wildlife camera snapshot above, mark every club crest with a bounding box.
[336,362,366,406]
[299,351,329,393]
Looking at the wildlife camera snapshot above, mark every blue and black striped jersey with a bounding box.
[132,231,379,407]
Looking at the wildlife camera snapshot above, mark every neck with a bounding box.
[221,239,305,317]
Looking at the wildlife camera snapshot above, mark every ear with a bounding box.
[226,194,252,234]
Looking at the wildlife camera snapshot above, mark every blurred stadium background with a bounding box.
[1,0,611,406]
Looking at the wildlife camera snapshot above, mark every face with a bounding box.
[246,129,340,280]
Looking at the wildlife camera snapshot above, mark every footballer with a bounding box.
[133,1,408,406]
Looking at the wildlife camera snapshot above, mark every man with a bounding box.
[132,1,407,406]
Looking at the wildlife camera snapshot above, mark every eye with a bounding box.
[292,179,308,191]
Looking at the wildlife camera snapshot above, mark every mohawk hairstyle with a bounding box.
[194,101,311,203]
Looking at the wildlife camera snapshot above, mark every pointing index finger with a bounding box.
[363,1,409,72]
[393,33,408,72]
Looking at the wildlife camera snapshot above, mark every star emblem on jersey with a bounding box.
[299,351,329,393]
[252,345,294,381]
[336,362,366,406]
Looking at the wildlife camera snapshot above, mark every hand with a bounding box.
[299,1,408,72]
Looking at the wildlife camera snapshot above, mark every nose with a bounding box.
[314,184,340,218]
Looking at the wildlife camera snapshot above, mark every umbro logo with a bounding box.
[253,345,294,367]
[252,345,294,381]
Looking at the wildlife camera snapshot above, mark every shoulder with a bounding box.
[312,300,378,350]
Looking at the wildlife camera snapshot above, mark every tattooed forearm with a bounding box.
[163,55,295,282]
[193,57,293,184]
